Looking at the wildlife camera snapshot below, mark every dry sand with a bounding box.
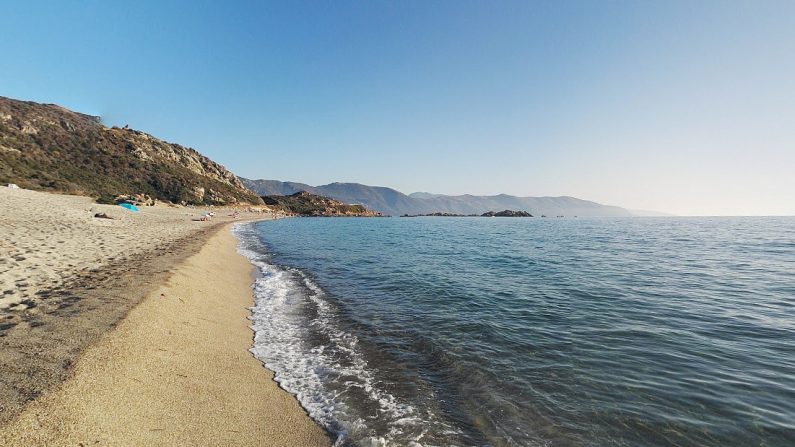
[0,187,243,313]
[0,187,328,445]
[0,187,244,424]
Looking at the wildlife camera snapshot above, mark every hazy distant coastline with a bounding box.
[242,178,664,217]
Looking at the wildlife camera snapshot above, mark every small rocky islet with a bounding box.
[401,210,534,217]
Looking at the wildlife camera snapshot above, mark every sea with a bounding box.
[233,216,795,447]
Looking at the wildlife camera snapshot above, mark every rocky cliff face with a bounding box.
[0,96,261,205]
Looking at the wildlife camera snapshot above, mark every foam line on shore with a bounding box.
[234,222,456,446]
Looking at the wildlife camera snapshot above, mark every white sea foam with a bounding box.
[232,223,436,446]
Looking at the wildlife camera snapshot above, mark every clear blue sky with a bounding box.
[2,1,793,215]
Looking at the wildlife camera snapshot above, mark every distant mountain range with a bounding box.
[0,95,662,216]
[242,178,639,217]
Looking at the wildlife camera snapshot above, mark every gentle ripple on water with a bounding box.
[235,217,795,446]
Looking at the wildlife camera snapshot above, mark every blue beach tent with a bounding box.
[118,203,140,212]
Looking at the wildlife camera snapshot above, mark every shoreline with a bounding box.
[0,188,327,445]
[0,223,329,445]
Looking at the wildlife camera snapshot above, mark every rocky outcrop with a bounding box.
[481,210,533,217]
[262,191,381,217]
[400,212,471,217]
[114,193,156,207]
[0,96,261,205]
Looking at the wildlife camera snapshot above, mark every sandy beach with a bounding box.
[0,187,328,445]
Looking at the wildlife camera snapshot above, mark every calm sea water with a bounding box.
[234,217,795,446]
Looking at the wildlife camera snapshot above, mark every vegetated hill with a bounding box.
[408,192,444,199]
[242,179,420,214]
[262,191,381,216]
[242,178,633,217]
[241,179,316,196]
[0,96,261,205]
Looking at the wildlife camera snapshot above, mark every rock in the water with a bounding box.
[481,210,533,217]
